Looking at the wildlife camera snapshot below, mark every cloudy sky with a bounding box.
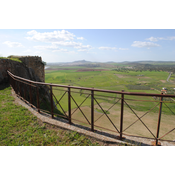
[1,29,175,63]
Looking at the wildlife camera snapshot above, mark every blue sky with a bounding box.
[1,29,175,63]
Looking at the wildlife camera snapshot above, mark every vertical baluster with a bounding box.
[14,79,16,93]
[30,82,32,106]
[120,90,124,140]
[37,86,40,113]
[155,93,163,146]
[24,83,26,100]
[17,81,19,95]
[50,85,54,118]
[91,89,94,132]
[21,82,23,98]
[68,86,71,124]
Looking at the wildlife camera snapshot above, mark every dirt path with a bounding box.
[167,72,172,82]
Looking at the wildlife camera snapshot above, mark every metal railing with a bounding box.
[7,71,175,145]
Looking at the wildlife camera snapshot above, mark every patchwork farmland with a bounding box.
[45,62,175,140]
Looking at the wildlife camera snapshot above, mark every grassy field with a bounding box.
[45,68,175,90]
[45,66,175,140]
[0,84,106,146]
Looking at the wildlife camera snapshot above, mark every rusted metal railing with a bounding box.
[7,71,175,145]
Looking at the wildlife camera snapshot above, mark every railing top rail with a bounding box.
[7,70,175,98]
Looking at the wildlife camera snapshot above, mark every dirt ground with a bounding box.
[69,102,175,141]
[76,69,109,72]
[160,80,166,83]
[115,74,125,78]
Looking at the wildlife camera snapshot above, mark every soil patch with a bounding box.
[76,69,109,72]
[46,68,76,71]
[70,103,175,141]
[115,74,125,78]
[160,80,166,83]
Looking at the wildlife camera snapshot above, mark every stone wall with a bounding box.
[8,55,45,82]
[0,56,45,84]
[0,59,35,84]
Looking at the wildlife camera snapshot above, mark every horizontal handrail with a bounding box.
[7,70,175,145]
[7,70,175,98]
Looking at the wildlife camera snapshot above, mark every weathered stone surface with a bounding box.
[0,56,45,84]
[18,56,45,82]
[0,59,30,84]
[0,56,58,114]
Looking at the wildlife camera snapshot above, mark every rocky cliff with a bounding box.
[0,56,45,84]
[0,56,61,116]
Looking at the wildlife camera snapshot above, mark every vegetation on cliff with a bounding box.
[0,56,22,63]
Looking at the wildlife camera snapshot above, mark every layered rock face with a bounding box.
[0,56,45,84]
[18,56,45,82]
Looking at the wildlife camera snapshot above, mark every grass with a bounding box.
[45,68,175,115]
[0,84,104,146]
[44,66,175,140]
[0,57,22,63]
[0,84,133,146]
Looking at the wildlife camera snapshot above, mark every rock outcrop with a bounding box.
[0,56,60,116]
[0,56,45,84]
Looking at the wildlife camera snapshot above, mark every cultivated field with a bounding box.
[45,63,175,140]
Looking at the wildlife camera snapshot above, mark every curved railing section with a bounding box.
[7,71,175,145]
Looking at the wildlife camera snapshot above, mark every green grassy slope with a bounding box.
[0,85,101,146]
[45,68,175,116]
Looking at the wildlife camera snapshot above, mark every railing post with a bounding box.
[37,86,40,113]
[120,90,124,140]
[21,82,23,98]
[24,83,26,100]
[19,82,21,96]
[91,89,94,132]
[155,93,163,146]
[17,81,19,95]
[68,86,71,124]
[50,85,54,118]
[14,79,16,93]
[29,82,32,106]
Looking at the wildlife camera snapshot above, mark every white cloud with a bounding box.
[27,30,38,35]
[157,37,165,40]
[146,37,158,42]
[77,37,84,40]
[53,41,80,47]
[52,49,68,52]
[131,41,160,48]
[3,41,24,48]
[146,36,175,42]
[26,30,75,42]
[26,30,93,53]
[34,45,70,53]
[168,36,175,40]
[34,45,58,50]
[77,49,88,52]
[67,51,77,54]
[53,41,92,50]
[98,47,128,51]
[119,48,128,50]
[98,47,117,50]
[75,44,92,49]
